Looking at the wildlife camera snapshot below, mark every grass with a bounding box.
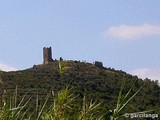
[110,80,160,120]
[0,86,104,120]
[0,82,159,120]
[110,80,143,120]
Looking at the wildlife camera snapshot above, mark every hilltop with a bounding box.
[0,60,160,118]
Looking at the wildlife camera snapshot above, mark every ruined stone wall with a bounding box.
[94,61,103,68]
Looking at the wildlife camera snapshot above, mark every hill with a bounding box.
[0,60,160,118]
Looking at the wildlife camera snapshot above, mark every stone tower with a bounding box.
[43,47,53,64]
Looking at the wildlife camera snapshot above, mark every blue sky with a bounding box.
[0,0,160,82]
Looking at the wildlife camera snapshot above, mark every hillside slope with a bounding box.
[0,60,160,117]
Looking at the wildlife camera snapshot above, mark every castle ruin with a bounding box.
[43,47,53,64]
[43,47,104,68]
[94,61,103,68]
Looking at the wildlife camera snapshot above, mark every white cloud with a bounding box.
[0,62,17,72]
[130,67,160,83]
[103,23,160,40]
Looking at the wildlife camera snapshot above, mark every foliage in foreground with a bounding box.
[0,82,159,120]
[0,87,104,120]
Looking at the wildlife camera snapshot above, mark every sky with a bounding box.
[0,0,160,82]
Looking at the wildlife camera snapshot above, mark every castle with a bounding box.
[43,47,103,68]
[43,47,53,64]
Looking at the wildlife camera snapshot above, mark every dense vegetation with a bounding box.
[0,60,160,119]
